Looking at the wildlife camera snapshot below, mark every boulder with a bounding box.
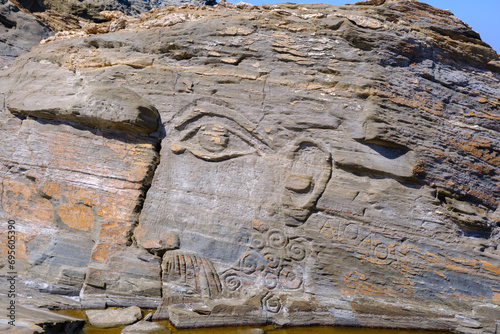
[121,321,171,334]
[86,306,142,328]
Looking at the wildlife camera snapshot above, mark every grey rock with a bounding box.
[0,0,52,67]
[7,83,160,134]
[246,329,265,334]
[456,314,483,329]
[0,1,499,333]
[86,306,143,328]
[121,321,170,334]
[24,0,215,22]
[0,299,85,334]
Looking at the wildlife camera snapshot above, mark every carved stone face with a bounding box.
[132,98,333,313]
[135,99,332,264]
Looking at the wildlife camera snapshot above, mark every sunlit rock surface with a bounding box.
[0,0,499,333]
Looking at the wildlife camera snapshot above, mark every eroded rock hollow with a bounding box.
[0,0,499,332]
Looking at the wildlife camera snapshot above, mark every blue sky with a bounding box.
[247,0,500,53]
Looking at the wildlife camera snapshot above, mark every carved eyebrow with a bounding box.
[174,104,272,149]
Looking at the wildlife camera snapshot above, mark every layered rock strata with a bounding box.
[0,0,217,68]
[0,0,499,333]
[16,0,216,21]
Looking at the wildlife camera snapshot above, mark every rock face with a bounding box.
[0,0,52,67]
[17,0,216,21]
[0,0,499,333]
[1,0,216,67]
[121,321,170,334]
[86,306,143,328]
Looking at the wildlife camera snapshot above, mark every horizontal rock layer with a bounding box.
[0,0,499,333]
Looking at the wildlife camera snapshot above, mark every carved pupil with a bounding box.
[198,124,229,152]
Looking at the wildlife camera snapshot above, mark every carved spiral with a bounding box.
[263,271,278,290]
[268,229,288,249]
[223,271,242,292]
[239,251,261,274]
[279,266,303,290]
[264,252,282,270]
[287,240,307,262]
[262,293,282,313]
[250,233,266,250]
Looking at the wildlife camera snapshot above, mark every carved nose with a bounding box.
[285,173,314,193]
[281,139,332,226]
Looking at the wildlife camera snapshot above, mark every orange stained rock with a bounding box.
[252,219,264,230]
[165,233,178,248]
[141,239,162,249]
[480,260,500,275]
[91,243,110,263]
[447,136,500,166]
[443,254,479,267]
[46,131,156,182]
[465,188,499,207]
[425,251,440,263]
[463,109,500,120]
[444,263,471,273]
[98,221,132,247]
[56,202,94,231]
[435,271,447,279]
[40,181,62,200]
[344,273,397,296]
[2,179,54,223]
[390,96,444,117]
[477,96,489,103]
[96,196,138,221]
[0,232,28,259]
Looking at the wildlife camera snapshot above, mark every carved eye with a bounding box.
[171,122,258,161]
[197,123,229,153]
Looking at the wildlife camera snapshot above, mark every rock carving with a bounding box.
[162,250,222,301]
[0,1,498,332]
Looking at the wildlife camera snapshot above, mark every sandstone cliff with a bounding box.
[0,0,499,333]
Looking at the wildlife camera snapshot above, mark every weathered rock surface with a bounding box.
[0,0,499,333]
[18,0,216,22]
[86,306,143,328]
[0,0,52,67]
[1,0,216,67]
[8,84,160,134]
[121,320,170,334]
[0,299,84,334]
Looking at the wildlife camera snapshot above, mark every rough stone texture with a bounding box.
[121,320,170,334]
[18,0,216,22]
[86,306,143,328]
[0,299,84,334]
[0,0,499,333]
[8,84,160,134]
[0,0,52,67]
[0,0,216,67]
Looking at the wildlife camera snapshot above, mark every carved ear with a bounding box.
[281,139,332,226]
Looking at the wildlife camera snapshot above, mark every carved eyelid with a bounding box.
[174,111,271,161]
[174,107,270,145]
[179,123,253,147]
